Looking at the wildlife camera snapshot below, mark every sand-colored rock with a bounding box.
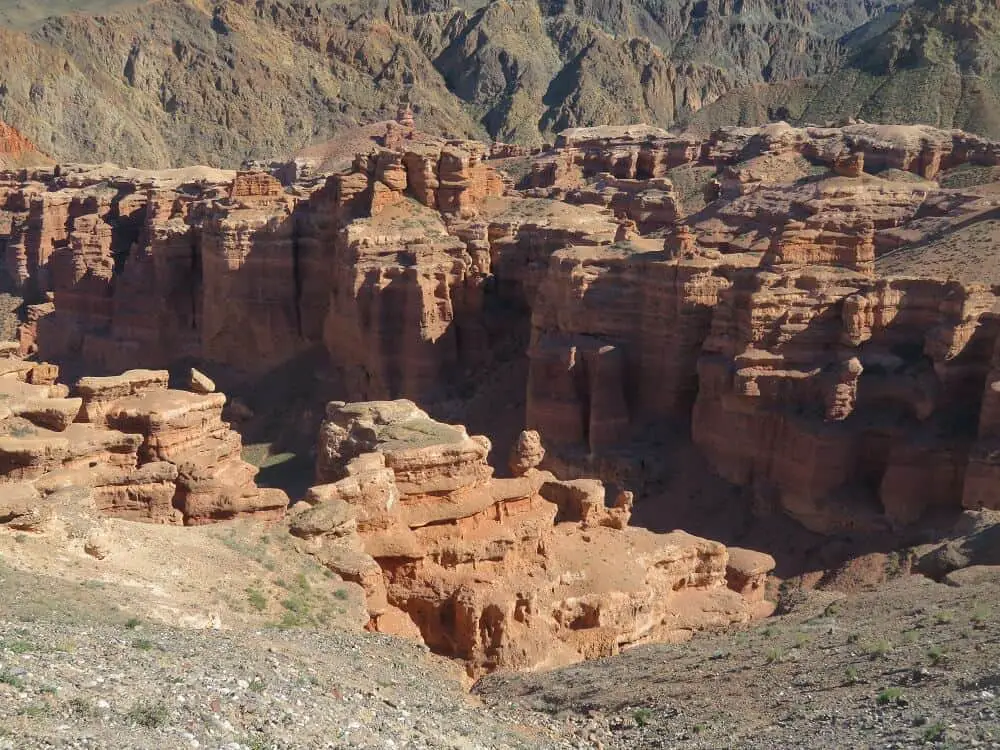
[189,368,215,395]
[11,121,1000,537]
[509,429,545,476]
[0,361,285,527]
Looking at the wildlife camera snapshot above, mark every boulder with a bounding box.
[509,430,545,476]
[189,368,216,394]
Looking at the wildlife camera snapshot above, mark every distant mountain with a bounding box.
[0,0,902,167]
[684,0,1000,138]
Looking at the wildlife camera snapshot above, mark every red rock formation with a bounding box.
[0,365,286,526]
[10,121,1000,537]
[0,121,53,170]
[519,124,1000,531]
[293,400,773,676]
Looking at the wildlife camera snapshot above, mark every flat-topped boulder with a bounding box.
[77,369,170,424]
[317,400,493,496]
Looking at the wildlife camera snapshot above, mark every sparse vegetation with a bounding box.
[885,550,906,578]
[934,610,955,625]
[877,687,904,706]
[971,603,991,627]
[863,639,893,659]
[219,530,277,571]
[242,734,279,750]
[131,638,154,651]
[927,645,947,666]
[124,617,142,630]
[124,700,170,728]
[633,707,653,727]
[765,647,785,664]
[0,670,25,689]
[845,666,860,685]
[18,703,52,718]
[1,638,33,654]
[67,696,96,717]
[246,587,267,612]
[923,721,947,743]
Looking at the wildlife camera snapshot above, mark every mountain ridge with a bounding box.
[0,0,903,167]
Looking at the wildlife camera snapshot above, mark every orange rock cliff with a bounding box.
[4,119,1000,539]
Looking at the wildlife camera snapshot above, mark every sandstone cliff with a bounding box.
[12,119,1000,537]
[522,122,1000,533]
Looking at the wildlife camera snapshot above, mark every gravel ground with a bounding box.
[477,575,1000,749]
[0,619,583,750]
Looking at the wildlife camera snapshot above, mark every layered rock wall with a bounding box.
[4,135,506,387]
[9,122,1000,534]
[0,365,286,527]
[293,400,773,676]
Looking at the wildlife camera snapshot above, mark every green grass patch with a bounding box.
[1,638,33,654]
[246,587,267,612]
[877,687,904,706]
[633,707,653,727]
[0,670,25,690]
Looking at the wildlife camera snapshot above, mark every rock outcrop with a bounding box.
[11,120,1000,536]
[0,120,53,170]
[293,400,773,676]
[685,0,1000,144]
[0,365,286,527]
[522,123,1000,532]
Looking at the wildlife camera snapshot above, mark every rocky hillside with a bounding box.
[687,0,1000,138]
[0,0,902,167]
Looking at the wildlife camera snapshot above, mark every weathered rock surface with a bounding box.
[0,120,53,170]
[518,123,1000,533]
[685,0,1000,144]
[293,399,772,676]
[0,364,286,527]
[12,120,1000,537]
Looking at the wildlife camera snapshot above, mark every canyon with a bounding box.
[5,109,1000,683]
[8,117,1000,534]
